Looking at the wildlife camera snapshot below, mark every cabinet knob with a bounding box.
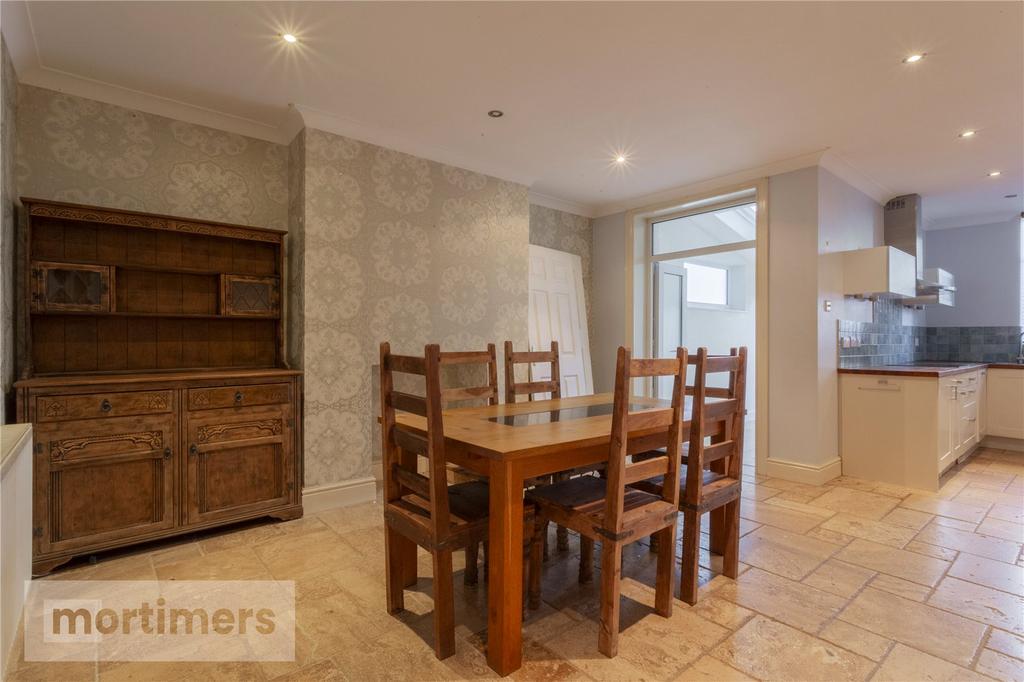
[234,391,243,403]
[189,444,198,456]
[100,399,112,412]
[163,447,172,459]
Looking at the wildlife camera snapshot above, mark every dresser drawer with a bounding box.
[36,390,173,422]
[188,382,291,411]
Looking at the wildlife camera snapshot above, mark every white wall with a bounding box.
[924,219,1023,327]
[591,211,627,393]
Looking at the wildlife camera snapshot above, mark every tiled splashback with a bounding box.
[838,299,1023,367]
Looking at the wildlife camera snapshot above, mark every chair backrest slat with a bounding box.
[683,347,748,505]
[504,341,561,403]
[439,344,499,408]
[380,342,451,540]
[604,346,687,533]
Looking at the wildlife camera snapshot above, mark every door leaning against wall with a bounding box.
[527,244,593,397]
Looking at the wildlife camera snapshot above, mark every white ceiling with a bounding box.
[3,1,1022,222]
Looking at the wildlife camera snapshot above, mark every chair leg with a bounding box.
[579,536,594,583]
[528,517,544,610]
[679,509,701,605]
[556,525,569,551]
[649,531,660,553]
[483,541,489,582]
[464,539,479,586]
[654,524,676,617]
[597,541,623,658]
[720,500,741,579]
[709,506,726,556]
[542,521,550,562]
[385,525,413,613]
[432,548,456,660]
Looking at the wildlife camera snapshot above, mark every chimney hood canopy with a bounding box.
[883,194,955,307]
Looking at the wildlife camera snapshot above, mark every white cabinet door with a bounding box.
[979,369,988,437]
[528,245,593,397]
[987,369,1024,439]
[937,377,956,472]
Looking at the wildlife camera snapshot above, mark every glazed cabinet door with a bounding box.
[33,414,176,556]
[184,405,294,525]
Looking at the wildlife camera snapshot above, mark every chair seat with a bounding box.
[631,465,741,512]
[527,476,676,537]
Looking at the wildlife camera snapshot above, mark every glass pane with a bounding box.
[47,267,102,306]
[683,263,728,305]
[652,202,756,255]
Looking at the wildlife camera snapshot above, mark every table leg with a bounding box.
[487,461,524,676]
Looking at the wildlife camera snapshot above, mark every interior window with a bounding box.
[683,263,729,306]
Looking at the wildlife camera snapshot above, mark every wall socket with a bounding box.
[823,300,833,313]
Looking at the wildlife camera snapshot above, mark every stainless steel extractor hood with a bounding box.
[883,194,955,307]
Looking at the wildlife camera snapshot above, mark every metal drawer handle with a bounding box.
[163,447,172,459]
[234,391,243,403]
[100,399,112,412]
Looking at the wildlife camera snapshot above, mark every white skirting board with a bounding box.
[301,477,377,514]
[761,456,843,486]
[982,436,1024,453]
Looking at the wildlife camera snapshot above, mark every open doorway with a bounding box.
[650,200,757,466]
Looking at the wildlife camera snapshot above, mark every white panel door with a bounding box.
[653,262,686,399]
[528,245,593,397]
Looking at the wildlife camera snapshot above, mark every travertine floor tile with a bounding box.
[900,494,990,524]
[710,616,875,681]
[881,507,934,531]
[986,628,1024,660]
[689,596,755,631]
[737,525,839,580]
[740,498,829,534]
[836,538,950,586]
[154,545,271,581]
[818,619,892,662]
[674,655,755,681]
[868,573,932,602]
[904,539,959,561]
[715,568,846,634]
[802,559,875,599]
[975,649,1023,682]
[870,643,991,681]
[839,587,987,667]
[820,514,919,549]
[928,576,1024,634]
[914,524,1022,563]
[809,487,900,521]
[978,517,1024,543]
[949,552,1024,596]
[989,503,1024,525]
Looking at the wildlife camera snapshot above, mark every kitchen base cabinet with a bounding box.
[840,370,981,491]
[987,368,1024,440]
[17,370,303,576]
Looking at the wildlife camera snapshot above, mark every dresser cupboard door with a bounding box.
[34,415,176,555]
[184,406,294,525]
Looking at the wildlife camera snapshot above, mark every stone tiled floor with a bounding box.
[6,447,1023,681]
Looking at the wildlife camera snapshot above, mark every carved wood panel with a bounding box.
[187,383,290,411]
[37,390,173,422]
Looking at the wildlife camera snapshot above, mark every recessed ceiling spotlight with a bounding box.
[988,170,1002,177]
[282,33,298,44]
[902,53,925,64]
[958,130,976,138]
[615,154,627,164]
[487,110,504,118]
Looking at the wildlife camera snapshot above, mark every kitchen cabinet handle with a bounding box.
[189,444,198,456]
[858,385,900,392]
[100,399,112,412]
[163,447,172,459]
[234,391,243,403]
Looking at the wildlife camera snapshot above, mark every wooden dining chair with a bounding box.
[633,347,748,604]
[526,346,686,658]
[381,342,532,659]
[503,340,560,403]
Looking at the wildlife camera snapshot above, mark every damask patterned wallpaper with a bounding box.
[0,37,17,423]
[298,128,530,487]
[16,85,288,230]
[529,203,594,345]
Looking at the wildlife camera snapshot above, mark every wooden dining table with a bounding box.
[393,391,727,676]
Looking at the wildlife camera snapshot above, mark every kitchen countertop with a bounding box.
[838,362,1006,378]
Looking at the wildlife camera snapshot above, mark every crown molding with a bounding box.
[526,191,596,219]
[925,210,1021,232]
[293,103,536,189]
[591,149,830,218]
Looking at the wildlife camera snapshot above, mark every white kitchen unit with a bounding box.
[986,367,1024,440]
[1,423,33,678]
[840,367,983,491]
[841,246,917,298]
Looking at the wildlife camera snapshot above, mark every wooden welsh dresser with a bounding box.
[15,198,303,576]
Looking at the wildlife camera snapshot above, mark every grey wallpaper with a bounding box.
[529,203,594,344]
[1,37,16,423]
[16,85,288,230]
[286,129,306,370]
[298,128,530,487]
